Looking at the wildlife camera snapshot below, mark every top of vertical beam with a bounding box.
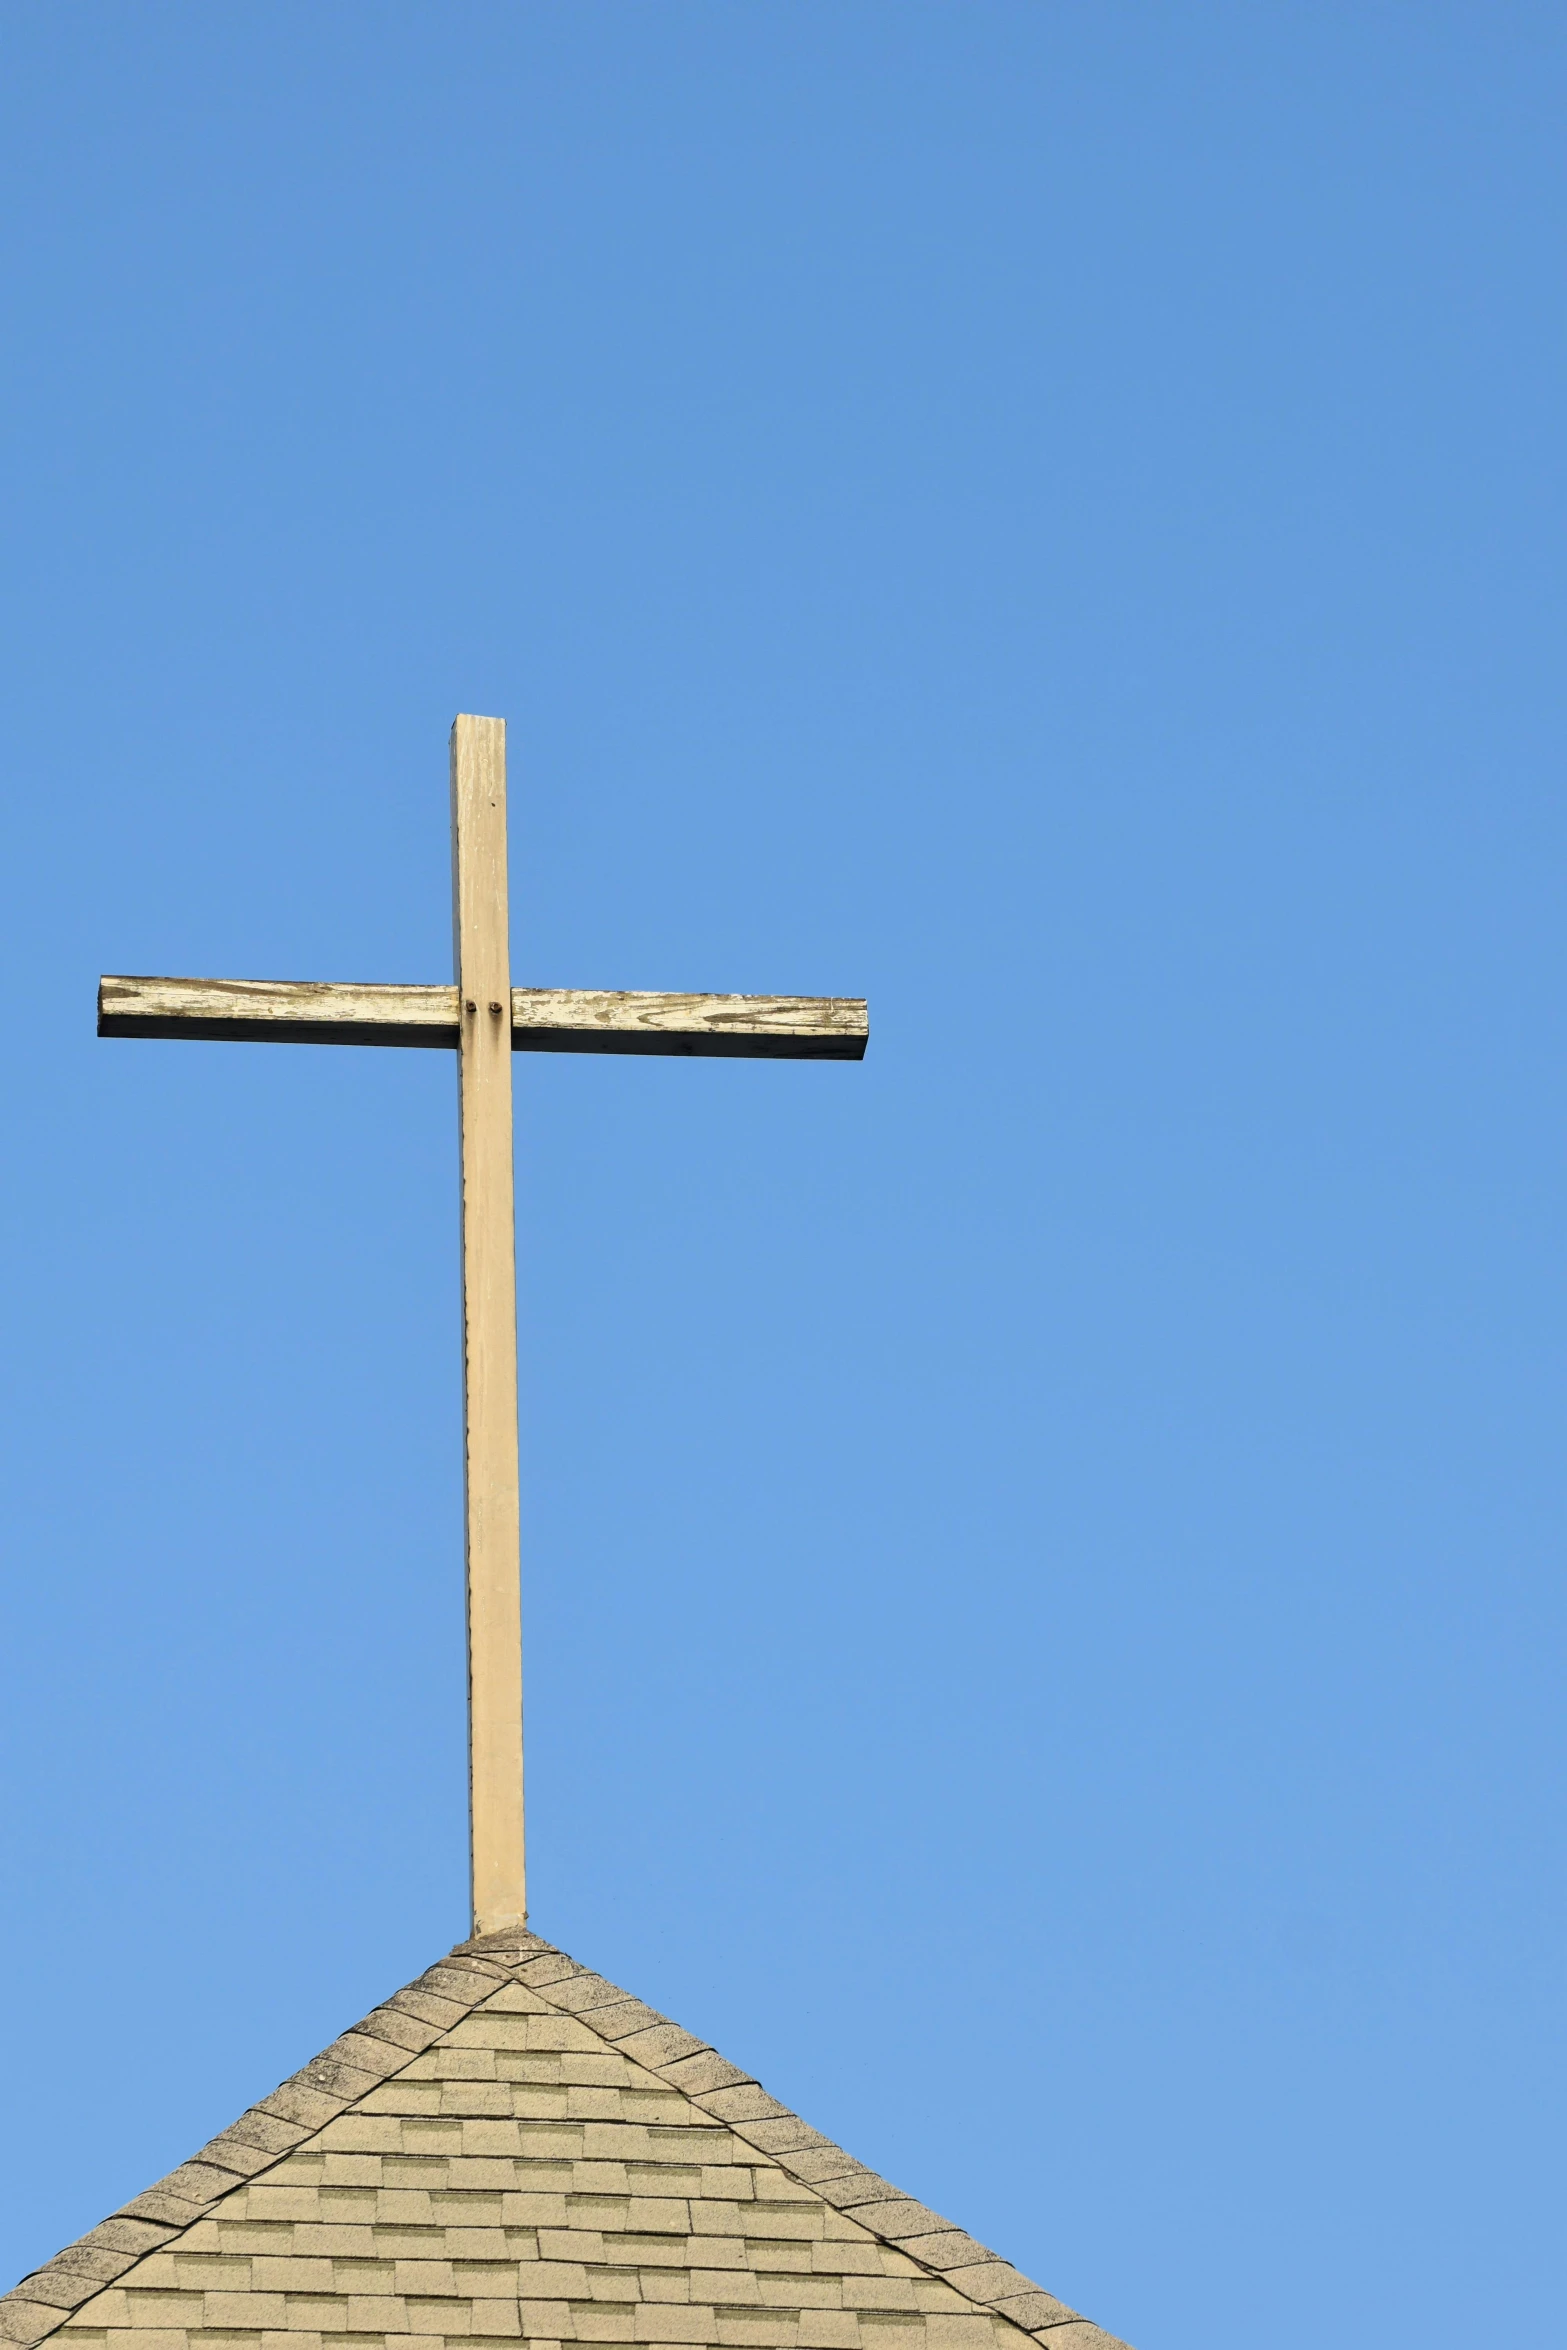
[451,714,511,1004]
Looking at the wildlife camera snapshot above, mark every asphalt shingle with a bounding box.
[1,1935,1131,2350]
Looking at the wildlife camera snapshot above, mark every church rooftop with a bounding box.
[0,1932,1130,2350]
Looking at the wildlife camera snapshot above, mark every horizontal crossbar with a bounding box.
[98,976,868,1060]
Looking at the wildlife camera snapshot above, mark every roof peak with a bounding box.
[2,1931,1130,2350]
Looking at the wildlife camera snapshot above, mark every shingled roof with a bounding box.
[0,1931,1131,2350]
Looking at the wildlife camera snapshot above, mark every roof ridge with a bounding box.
[0,1940,551,2346]
[459,1931,1130,2350]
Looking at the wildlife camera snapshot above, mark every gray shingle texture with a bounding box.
[0,1932,1132,2350]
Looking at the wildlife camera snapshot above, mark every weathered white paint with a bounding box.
[99,975,868,1058]
[509,987,867,1058]
[97,974,459,1045]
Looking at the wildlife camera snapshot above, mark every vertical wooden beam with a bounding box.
[451,714,526,1935]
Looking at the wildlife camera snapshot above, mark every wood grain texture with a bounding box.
[451,715,527,1939]
[97,975,460,1046]
[509,987,867,1058]
[99,976,869,1059]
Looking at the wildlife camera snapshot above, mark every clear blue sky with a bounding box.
[2,8,1563,2346]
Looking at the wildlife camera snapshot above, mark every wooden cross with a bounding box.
[100,715,867,1937]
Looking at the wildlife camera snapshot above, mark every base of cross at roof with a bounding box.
[0,1934,1132,2350]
